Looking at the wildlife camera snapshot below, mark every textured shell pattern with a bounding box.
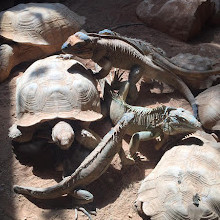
[196,84,220,131]
[136,141,220,219]
[16,55,102,127]
[0,3,85,46]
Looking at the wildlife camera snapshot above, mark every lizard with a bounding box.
[97,29,220,89]
[102,74,201,158]
[61,31,200,117]
[13,112,134,200]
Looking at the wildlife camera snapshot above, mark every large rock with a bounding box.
[136,0,216,41]
[211,0,220,25]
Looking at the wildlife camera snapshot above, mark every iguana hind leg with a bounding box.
[111,68,140,103]
[70,189,95,220]
[126,65,142,103]
[70,189,94,204]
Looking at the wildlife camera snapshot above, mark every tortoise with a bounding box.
[8,55,102,150]
[196,84,220,140]
[135,131,220,219]
[0,2,85,82]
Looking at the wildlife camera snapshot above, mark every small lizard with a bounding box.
[61,31,199,117]
[103,75,201,157]
[13,112,134,200]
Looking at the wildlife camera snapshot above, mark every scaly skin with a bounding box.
[98,29,220,78]
[103,80,201,154]
[62,31,199,117]
[13,112,135,199]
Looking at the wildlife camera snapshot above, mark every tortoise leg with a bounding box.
[8,124,36,143]
[75,127,101,150]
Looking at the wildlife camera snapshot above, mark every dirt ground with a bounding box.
[0,0,220,220]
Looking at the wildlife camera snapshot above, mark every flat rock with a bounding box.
[136,0,216,41]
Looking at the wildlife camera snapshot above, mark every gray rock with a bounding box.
[136,0,216,41]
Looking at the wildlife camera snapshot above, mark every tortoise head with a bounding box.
[162,108,201,135]
[52,121,74,150]
[62,32,96,59]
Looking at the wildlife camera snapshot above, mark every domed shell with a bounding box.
[0,3,85,45]
[16,55,102,127]
[196,84,220,131]
[135,136,220,219]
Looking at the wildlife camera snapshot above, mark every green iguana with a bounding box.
[61,31,198,117]
[13,113,134,206]
[103,76,201,158]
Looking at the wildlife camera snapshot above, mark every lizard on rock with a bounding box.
[61,31,202,117]
[102,75,201,158]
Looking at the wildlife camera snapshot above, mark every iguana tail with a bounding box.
[13,175,74,199]
[144,58,198,117]
[152,52,220,78]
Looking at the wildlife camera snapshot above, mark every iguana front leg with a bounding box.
[93,57,112,79]
[128,130,161,158]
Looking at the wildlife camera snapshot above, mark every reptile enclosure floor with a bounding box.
[0,0,219,219]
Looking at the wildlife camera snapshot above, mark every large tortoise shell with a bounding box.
[136,134,220,219]
[16,55,102,127]
[0,3,85,46]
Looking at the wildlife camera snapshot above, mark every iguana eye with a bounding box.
[75,43,82,49]
[180,118,186,122]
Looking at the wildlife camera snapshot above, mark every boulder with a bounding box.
[136,0,216,41]
[210,0,220,25]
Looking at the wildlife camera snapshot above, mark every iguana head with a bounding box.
[162,108,201,135]
[62,32,95,59]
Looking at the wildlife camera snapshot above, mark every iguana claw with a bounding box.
[111,69,125,90]
[74,206,96,220]
[123,154,136,165]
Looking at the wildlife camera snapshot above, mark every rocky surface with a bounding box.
[136,0,216,41]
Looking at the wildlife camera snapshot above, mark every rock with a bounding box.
[136,0,216,41]
[210,0,220,25]
[170,53,214,71]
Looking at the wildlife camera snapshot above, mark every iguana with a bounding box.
[13,112,134,200]
[102,76,201,158]
[61,31,199,117]
[98,29,220,89]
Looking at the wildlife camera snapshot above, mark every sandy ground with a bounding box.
[0,0,219,220]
